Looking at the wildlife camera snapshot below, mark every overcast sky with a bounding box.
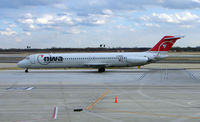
[0,0,200,48]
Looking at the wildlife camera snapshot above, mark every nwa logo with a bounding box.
[158,41,171,51]
[37,54,63,65]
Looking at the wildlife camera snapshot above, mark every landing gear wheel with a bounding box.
[25,68,28,73]
[98,67,105,72]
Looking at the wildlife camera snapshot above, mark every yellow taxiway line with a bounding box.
[87,90,111,110]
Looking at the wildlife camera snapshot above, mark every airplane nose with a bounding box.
[17,60,25,68]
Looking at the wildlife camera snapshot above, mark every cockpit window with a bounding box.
[25,56,30,59]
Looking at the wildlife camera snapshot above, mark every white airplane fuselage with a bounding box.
[17,35,183,72]
[18,52,164,69]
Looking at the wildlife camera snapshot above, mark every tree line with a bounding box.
[0,47,199,53]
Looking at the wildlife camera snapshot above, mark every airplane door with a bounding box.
[30,55,35,64]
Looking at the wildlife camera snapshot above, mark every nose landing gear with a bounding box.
[25,68,28,73]
[98,67,105,72]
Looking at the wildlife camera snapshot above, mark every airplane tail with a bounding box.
[148,36,184,52]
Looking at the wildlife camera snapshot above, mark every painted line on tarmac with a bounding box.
[87,90,111,110]
[93,108,200,119]
[26,87,34,91]
[185,70,197,80]
[52,106,58,120]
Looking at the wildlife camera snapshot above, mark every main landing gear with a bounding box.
[98,67,105,72]
[25,68,28,73]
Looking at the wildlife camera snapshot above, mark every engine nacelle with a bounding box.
[127,57,149,64]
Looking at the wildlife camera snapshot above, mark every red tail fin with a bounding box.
[149,36,183,52]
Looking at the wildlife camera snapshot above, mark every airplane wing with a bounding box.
[84,63,110,68]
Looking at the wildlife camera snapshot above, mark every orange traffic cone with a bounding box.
[115,96,118,103]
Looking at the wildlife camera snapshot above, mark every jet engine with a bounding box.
[126,57,149,64]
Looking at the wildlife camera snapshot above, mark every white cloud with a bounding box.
[65,28,86,34]
[129,28,135,32]
[68,28,81,34]
[159,0,200,9]
[19,18,34,24]
[1,0,200,48]
[140,16,151,21]
[18,13,77,30]
[0,28,17,36]
[178,11,199,21]
[92,19,106,25]
[88,13,111,25]
[116,25,135,32]
[145,23,160,27]
[9,24,16,28]
[35,14,76,26]
[152,13,180,23]
[102,9,113,15]
[179,24,193,28]
[25,13,33,18]
[36,15,54,24]
[116,25,127,29]
[53,3,68,9]
[24,32,31,36]
[29,24,36,29]
[17,11,113,33]
[56,15,74,25]
[192,0,200,3]
[141,11,199,24]
[17,13,37,30]
[74,17,83,23]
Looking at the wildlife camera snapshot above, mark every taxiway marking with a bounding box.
[87,90,111,110]
[52,107,58,120]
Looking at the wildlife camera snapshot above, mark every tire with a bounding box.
[98,67,105,72]
[25,68,28,73]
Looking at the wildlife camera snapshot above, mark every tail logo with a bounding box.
[40,55,44,58]
[149,36,183,52]
[163,44,167,48]
[158,41,174,51]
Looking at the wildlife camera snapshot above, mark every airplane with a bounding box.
[17,35,184,72]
